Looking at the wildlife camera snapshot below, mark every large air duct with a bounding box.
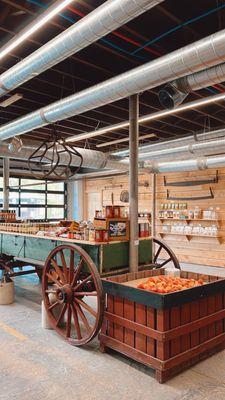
[0,0,163,97]
[159,62,225,109]
[1,27,225,141]
[0,142,128,171]
[144,154,225,173]
[116,127,225,158]
[139,133,225,161]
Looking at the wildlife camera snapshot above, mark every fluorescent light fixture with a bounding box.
[0,0,75,61]
[96,132,156,148]
[65,92,225,144]
[0,93,23,107]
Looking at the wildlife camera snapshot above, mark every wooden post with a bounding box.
[151,173,156,259]
[129,94,139,273]
[3,158,9,210]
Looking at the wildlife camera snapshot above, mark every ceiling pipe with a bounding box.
[138,135,225,161]
[69,91,225,145]
[0,0,163,97]
[1,27,225,141]
[0,142,128,171]
[115,127,225,157]
[144,154,225,173]
[159,62,225,109]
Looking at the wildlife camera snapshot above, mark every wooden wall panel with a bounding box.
[85,168,225,268]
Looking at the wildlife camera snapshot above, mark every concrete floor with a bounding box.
[1,265,225,400]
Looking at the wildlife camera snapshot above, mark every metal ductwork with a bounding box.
[0,0,163,97]
[116,127,225,158]
[144,154,225,173]
[139,133,225,161]
[1,27,225,141]
[0,142,128,171]
[160,62,225,109]
[158,81,188,109]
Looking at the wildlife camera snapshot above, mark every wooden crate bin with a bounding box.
[99,269,225,383]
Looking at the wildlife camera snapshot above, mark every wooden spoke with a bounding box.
[74,275,92,292]
[159,257,172,268]
[74,291,97,297]
[71,259,84,287]
[46,272,62,286]
[56,304,67,326]
[51,258,65,283]
[42,244,104,346]
[59,250,68,282]
[75,303,92,335]
[69,250,74,284]
[153,245,162,263]
[48,301,60,311]
[71,304,82,340]
[75,298,97,318]
[151,238,180,270]
[66,304,72,338]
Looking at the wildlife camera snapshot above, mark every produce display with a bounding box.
[137,275,204,294]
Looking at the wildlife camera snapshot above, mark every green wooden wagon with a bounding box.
[0,231,180,347]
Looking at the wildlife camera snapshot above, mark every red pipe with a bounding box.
[67,5,161,57]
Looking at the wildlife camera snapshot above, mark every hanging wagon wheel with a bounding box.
[151,237,180,270]
[42,244,105,346]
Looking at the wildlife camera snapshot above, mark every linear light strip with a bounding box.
[0,0,75,61]
[96,132,156,148]
[65,92,225,144]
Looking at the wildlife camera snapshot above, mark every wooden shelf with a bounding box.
[158,218,220,224]
[158,231,222,243]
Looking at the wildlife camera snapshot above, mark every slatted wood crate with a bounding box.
[99,269,225,383]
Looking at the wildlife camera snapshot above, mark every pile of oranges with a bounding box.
[137,275,204,294]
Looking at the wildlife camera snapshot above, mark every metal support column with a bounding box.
[151,173,156,259]
[129,94,139,273]
[3,158,9,210]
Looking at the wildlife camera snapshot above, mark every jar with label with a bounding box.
[89,229,95,242]
[194,207,202,219]
[188,210,194,219]
[211,225,218,236]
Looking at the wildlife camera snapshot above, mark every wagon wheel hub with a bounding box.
[56,285,73,304]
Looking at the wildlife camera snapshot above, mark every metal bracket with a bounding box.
[164,170,218,187]
[167,187,214,201]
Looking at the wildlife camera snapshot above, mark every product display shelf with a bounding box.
[158,217,220,224]
[158,231,222,243]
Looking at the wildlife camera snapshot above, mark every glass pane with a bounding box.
[20,207,45,220]
[9,191,19,204]
[47,182,64,191]
[0,177,3,189]
[0,192,3,204]
[9,178,19,187]
[47,193,64,205]
[21,178,45,190]
[21,192,45,205]
[47,208,65,220]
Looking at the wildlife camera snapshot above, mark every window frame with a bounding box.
[0,177,67,221]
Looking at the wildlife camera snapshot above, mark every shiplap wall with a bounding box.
[84,168,225,268]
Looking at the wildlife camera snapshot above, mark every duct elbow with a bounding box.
[158,79,189,109]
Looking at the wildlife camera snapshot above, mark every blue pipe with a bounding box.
[131,3,225,55]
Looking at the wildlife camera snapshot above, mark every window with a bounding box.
[0,177,67,221]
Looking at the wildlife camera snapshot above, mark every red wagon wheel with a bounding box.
[151,237,180,270]
[42,244,105,346]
